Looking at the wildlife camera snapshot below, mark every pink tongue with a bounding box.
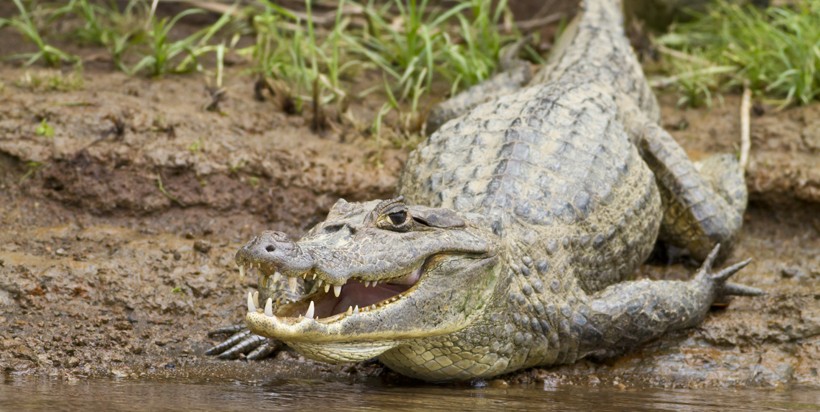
[390,269,421,286]
[330,282,409,315]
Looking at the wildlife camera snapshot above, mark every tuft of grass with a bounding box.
[15,66,85,92]
[240,0,516,135]
[35,119,55,138]
[21,161,44,183]
[129,9,230,77]
[657,0,820,107]
[0,0,78,66]
[343,0,515,134]
[444,0,512,86]
[355,0,512,98]
[241,0,362,117]
[68,0,150,72]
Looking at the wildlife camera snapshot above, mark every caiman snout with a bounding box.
[235,231,313,274]
[251,231,293,253]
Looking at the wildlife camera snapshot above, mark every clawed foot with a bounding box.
[696,244,764,297]
[206,324,282,360]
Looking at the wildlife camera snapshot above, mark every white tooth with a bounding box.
[253,291,259,308]
[247,291,256,312]
[353,305,359,314]
[273,271,282,282]
[302,273,307,279]
[346,306,353,315]
[317,279,324,287]
[333,285,342,297]
[312,273,317,280]
[288,276,298,290]
[264,298,273,317]
[239,265,245,279]
[305,301,315,319]
[323,284,330,293]
[370,304,376,310]
[365,281,371,288]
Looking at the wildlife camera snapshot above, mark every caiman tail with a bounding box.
[535,0,661,122]
[425,0,661,134]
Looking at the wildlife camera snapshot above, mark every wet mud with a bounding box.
[0,9,818,390]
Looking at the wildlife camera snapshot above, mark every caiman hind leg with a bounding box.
[638,122,747,261]
[576,244,762,360]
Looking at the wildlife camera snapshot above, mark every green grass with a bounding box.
[35,118,55,138]
[240,0,360,116]
[352,0,513,123]
[0,0,77,66]
[15,66,85,91]
[68,0,150,72]
[657,0,820,108]
[236,0,516,135]
[131,7,233,77]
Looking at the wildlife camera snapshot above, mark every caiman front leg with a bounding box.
[577,245,762,359]
[206,324,282,360]
[638,121,747,261]
[207,271,306,360]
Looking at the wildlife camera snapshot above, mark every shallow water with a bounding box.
[2,375,818,412]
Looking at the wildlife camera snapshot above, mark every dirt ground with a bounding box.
[0,4,818,390]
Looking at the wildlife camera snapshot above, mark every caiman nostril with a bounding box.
[265,245,276,252]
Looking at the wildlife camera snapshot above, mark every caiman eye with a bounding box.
[370,197,414,232]
[388,211,407,225]
[377,208,412,232]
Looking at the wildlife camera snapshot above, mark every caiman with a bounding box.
[208,0,762,381]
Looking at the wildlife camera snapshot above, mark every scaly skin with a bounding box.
[211,0,761,381]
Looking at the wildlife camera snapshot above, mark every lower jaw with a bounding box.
[287,340,398,363]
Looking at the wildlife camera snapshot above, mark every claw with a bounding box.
[713,258,752,281]
[246,340,281,360]
[216,334,267,359]
[699,243,722,274]
[723,282,765,296]
[205,330,250,356]
[207,324,245,337]
[694,244,759,298]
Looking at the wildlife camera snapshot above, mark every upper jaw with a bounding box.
[237,252,499,345]
[233,222,499,345]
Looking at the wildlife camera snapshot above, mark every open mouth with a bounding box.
[239,259,426,323]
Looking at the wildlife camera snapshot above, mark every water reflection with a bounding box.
[1,374,817,411]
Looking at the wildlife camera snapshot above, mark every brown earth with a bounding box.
[0,4,818,389]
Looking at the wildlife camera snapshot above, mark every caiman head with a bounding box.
[235,196,499,363]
